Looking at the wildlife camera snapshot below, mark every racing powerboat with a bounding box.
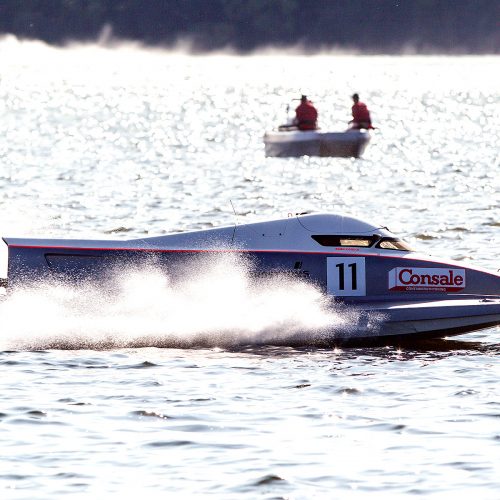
[264,128,370,158]
[1,212,499,345]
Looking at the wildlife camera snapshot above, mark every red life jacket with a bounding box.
[351,102,371,124]
[295,102,318,130]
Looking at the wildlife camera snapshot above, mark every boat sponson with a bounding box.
[355,298,500,338]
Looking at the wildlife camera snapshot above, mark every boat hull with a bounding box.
[350,298,500,343]
[264,130,370,158]
[270,299,500,347]
[3,246,499,343]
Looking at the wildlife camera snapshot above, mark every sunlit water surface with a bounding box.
[0,38,499,498]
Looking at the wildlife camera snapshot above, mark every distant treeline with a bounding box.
[0,0,498,53]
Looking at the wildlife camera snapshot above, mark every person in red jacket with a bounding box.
[294,95,318,130]
[349,93,373,130]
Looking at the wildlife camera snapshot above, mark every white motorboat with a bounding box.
[264,128,370,158]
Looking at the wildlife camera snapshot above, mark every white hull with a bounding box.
[264,130,370,158]
[355,299,500,339]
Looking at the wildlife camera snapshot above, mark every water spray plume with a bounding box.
[0,255,372,351]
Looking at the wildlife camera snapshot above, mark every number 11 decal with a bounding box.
[327,257,366,296]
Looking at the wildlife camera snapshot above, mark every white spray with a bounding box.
[0,254,381,350]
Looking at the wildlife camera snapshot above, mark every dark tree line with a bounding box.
[0,0,498,53]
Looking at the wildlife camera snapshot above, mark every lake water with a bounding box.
[0,37,499,498]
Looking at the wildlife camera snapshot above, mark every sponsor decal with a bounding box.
[334,247,362,252]
[388,267,466,292]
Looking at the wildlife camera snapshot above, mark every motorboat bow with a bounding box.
[264,128,370,158]
[1,213,499,345]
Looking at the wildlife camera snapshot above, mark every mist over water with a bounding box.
[0,38,499,499]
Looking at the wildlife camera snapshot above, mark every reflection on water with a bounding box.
[392,337,500,354]
[235,338,500,357]
[0,39,498,498]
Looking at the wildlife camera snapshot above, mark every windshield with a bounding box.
[376,238,414,251]
[311,235,376,247]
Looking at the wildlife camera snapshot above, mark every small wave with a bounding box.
[414,233,439,240]
[131,410,171,420]
[253,474,285,486]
